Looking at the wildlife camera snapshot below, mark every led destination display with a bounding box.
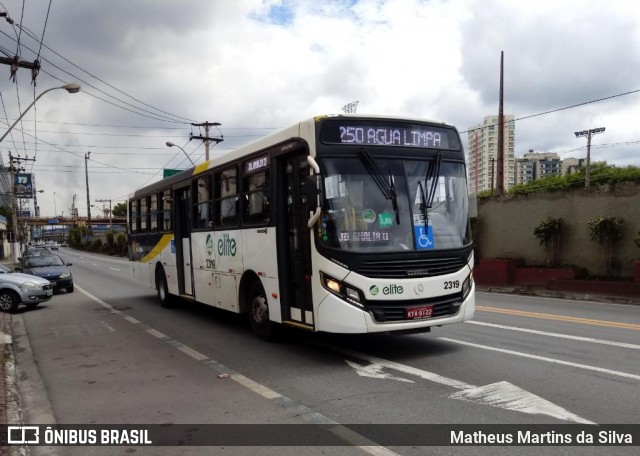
[320,121,460,150]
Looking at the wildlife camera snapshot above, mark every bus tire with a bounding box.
[156,268,173,308]
[248,281,277,341]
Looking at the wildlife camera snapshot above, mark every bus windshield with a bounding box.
[318,156,471,253]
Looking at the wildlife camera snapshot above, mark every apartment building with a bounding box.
[467,115,515,194]
[514,150,562,185]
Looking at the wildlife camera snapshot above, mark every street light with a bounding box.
[0,83,81,143]
[0,82,81,262]
[574,127,605,189]
[166,141,195,166]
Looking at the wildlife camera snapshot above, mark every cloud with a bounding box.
[1,0,639,218]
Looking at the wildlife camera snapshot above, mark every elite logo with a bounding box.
[206,234,214,256]
[218,233,237,257]
[369,284,404,296]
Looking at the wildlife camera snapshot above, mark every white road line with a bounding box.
[122,315,140,325]
[467,320,640,350]
[175,344,209,362]
[109,268,121,272]
[75,284,399,456]
[146,328,168,339]
[439,337,640,382]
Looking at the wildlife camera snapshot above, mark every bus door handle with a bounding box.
[257,228,268,234]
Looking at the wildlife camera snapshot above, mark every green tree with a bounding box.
[112,202,127,217]
[533,217,562,266]
[587,216,624,277]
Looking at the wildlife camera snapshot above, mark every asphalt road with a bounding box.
[10,247,640,455]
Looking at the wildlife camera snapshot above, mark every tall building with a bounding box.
[515,150,562,185]
[467,115,515,194]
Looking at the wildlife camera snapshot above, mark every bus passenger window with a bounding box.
[215,167,239,227]
[150,193,158,231]
[193,176,212,229]
[243,170,270,225]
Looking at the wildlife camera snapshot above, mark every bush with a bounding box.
[587,216,624,277]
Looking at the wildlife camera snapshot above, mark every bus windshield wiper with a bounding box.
[359,149,400,224]
[422,153,442,228]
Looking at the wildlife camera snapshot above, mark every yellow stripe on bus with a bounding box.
[140,234,174,263]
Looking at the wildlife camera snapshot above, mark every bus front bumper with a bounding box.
[316,283,475,334]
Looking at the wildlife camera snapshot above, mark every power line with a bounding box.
[459,88,640,135]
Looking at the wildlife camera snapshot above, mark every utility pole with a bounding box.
[96,198,112,230]
[190,122,223,161]
[9,153,35,260]
[489,157,496,196]
[85,152,92,232]
[574,127,605,189]
[496,51,505,196]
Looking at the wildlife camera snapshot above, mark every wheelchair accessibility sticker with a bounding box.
[414,225,434,250]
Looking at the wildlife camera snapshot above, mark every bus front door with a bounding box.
[277,152,314,329]
[175,187,194,297]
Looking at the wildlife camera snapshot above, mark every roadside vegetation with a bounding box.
[478,162,640,197]
[67,226,128,257]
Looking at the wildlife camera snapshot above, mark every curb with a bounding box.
[477,286,640,305]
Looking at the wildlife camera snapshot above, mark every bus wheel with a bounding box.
[248,281,276,341]
[156,269,173,308]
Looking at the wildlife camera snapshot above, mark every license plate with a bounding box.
[46,290,53,296]
[407,305,433,319]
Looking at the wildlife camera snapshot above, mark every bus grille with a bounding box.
[354,257,466,279]
[366,293,462,322]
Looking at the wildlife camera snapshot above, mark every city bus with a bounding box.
[128,114,475,339]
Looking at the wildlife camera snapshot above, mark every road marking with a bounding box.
[439,337,640,382]
[346,360,414,383]
[467,320,640,350]
[122,315,140,325]
[75,284,399,456]
[477,305,640,331]
[109,267,120,272]
[335,346,593,424]
[146,328,168,339]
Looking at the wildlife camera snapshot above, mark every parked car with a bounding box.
[0,264,53,312]
[16,255,74,293]
[22,246,52,257]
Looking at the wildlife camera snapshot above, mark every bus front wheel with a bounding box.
[248,281,277,341]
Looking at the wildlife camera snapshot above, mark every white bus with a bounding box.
[128,115,475,339]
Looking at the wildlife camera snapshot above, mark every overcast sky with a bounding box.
[1,0,639,218]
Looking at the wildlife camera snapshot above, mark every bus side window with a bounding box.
[215,167,239,227]
[193,175,212,229]
[243,170,270,225]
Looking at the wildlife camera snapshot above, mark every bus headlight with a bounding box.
[461,272,473,301]
[321,272,364,308]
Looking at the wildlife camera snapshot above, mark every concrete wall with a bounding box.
[474,182,640,278]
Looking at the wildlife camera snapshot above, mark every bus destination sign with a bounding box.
[320,121,458,150]
[339,125,448,148]
[244,155,269,174]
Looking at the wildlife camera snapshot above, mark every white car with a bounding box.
[0,264,54,312]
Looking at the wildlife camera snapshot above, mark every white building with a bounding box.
[515,151,562,185]
[467,115,515,194]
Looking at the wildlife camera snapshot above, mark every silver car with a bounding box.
[0,264,54,312]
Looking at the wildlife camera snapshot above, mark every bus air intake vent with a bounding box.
[354,257,466,279]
